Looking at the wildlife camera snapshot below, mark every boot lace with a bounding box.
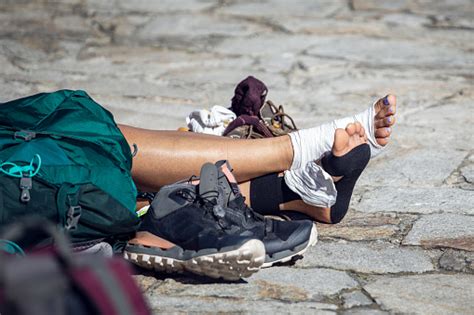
[177,188,231,230]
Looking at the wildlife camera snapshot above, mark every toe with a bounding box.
[388,115,396,126]
[376,137,389,146]
[359,125,366,138]
[374,95,388,113]
[375,127,391,138]
[345,123,356,136]
[387,94,397,107]
[333,128,350,155]
[375,94,397,119]
[354,122,362,134]
[375,115,396,128]
[386,105,396,117]
[355,134,367,146]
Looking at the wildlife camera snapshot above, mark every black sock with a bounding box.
[321,144,370,223]
[250,173,300,215]
[250,144,370,223]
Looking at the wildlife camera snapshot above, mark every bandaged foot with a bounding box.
[289,95,396,169]
[284,122,369,208]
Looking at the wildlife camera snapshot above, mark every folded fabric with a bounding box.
[186,105,236,136]
[231,76,268,117]
[284,162,337,208]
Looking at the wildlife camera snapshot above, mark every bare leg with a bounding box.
[119,125,293,191]
[121,95,395,192]
[238,181,331,222]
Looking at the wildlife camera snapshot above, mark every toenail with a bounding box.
[388,107,394,113]
[387,117,391,123]
[383,96,390,106]
[386,127,391,133]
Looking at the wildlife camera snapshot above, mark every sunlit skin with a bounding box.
[122,95,397,223]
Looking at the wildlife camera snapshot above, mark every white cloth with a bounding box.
[284,162,337,208]
[288,101,384,169]
[186,105,236,136]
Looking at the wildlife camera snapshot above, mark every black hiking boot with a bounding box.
[205,160,318,267]
[124,166,265,281]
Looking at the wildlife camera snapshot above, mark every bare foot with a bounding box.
[332,122,368,157]
[373,94,397,146]
[330,122,368,181]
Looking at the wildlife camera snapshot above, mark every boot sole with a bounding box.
[124,239,265,281]
[262,223,318,268]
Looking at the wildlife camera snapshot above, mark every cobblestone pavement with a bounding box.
[1,1,473,314]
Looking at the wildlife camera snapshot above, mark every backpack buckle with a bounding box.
[65,205,82,231]
[14,130,36,141]
[19,177,32,203]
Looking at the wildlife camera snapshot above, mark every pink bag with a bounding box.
[0,217,151,315]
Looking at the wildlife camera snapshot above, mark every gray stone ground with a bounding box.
[1,0,473,314]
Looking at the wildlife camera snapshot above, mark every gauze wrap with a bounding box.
[289,102,383,169]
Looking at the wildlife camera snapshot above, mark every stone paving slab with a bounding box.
[353,187,474,215]
[364,274,474,315]
[341,290,373,309]
[306,36,471,69]
[137,14,265,38]
[145,295,337,314]
[438,249,474,273]
[220,0,350,18]
[296,242,434,274]
[359,147,467,187]
[137,269,355,313]
[135,267,358,306]
[403,213,474,251]
[92,0,217,14]
[319,225,399,242]
[317,211,411,242]
[342,309,388,315]
[461,164,474,183]
[250,267,358,297]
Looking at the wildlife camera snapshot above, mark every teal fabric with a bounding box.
[5,138,70,166]
[0,90,136,212]
[0,90,140,242]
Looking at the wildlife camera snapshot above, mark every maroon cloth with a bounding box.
[231,76,268,117]
[71,258,151,315]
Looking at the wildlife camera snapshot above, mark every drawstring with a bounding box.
[0,154,42,178]
[0,239,25,256]
[0,154,41,203]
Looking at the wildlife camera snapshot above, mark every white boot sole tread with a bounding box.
[262,223,318,268]
[124,239,265,281]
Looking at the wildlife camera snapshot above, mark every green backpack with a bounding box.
[0,90,140,245]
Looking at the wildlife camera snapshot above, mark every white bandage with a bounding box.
[288,102,384,170]
[284,162,337,208]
